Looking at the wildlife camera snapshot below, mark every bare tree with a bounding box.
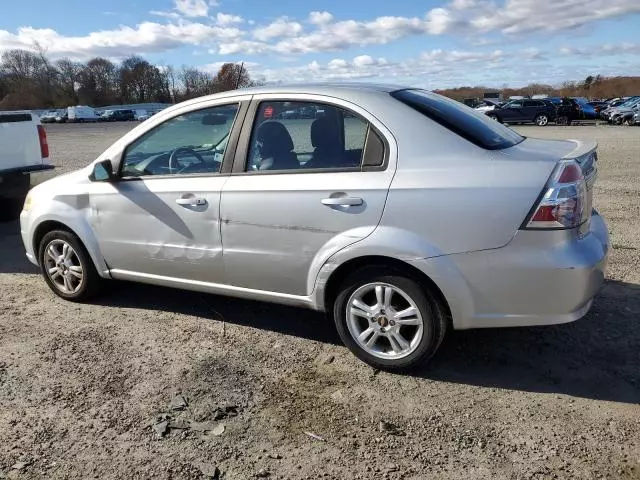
[55,58,82,105]
[214,62,253,92]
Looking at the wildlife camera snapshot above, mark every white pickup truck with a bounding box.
[0,111,54,220]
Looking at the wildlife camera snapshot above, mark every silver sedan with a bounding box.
[20,83,609,370]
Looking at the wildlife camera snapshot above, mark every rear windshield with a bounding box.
[391,89,524,150]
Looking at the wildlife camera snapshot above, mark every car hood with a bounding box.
[30,167,92,199]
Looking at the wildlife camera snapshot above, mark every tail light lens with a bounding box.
[524,160,586,229]
[37,125,49,159]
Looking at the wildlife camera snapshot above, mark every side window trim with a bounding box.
[116,100,249,180]
[230,97,388,175]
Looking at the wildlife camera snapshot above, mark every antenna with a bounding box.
[235,62,244,90]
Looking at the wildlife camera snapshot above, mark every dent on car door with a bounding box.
[219,97,396,296]
[89,100,248,283]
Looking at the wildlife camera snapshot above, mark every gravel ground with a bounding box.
[0,123,638,479]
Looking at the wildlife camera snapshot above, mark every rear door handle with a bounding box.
[321,196,363,207]
[176,197,207,206]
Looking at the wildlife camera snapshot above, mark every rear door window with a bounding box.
[245,101,382,172]
[391,89,524,150]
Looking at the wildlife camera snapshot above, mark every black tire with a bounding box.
[333,267,447,371]
[38,229,103,302]
[488,114,500,122]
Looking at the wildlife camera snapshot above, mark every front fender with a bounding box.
[26,195,110,278]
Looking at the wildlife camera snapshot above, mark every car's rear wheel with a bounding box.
[38,230,103,301]
[623,118,632,126]
[535,114,549,126]
[333,268,447,370]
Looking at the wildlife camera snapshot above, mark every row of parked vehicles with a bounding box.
[474,96,639,126]
[598,96,640,125]
[39,107,162,124]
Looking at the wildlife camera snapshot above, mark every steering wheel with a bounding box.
[168,147,205,174]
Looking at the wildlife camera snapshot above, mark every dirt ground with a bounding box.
[0,123,638,479]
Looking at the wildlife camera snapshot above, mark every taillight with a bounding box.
[37,125,49,159]
[524,160,586,229]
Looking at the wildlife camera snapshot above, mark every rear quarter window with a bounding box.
[391,89,524,150]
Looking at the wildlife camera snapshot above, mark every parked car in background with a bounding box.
[68,106,100,123]
[486,99,556,125]
[633,111,640,126]
[474,99,502,113]
[600,97,637,121]
[134,110,148,121]
[39,110,61,123]
[609,98,640,125]
[100,109,136,122]
[19,83,608,370]
[554,98,584,125]
[0,110,53,220]
[586,101,607,118]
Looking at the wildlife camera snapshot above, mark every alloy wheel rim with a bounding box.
[43,239,84,294]
[346,283,424,360]
[537,115,548,126]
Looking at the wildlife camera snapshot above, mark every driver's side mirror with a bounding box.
[89,159,115,182]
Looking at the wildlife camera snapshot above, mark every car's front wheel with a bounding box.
[535,114,549,126]
[38,230,103,301]
[333,268,447,371]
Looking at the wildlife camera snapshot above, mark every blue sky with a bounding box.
[2,0,640,88]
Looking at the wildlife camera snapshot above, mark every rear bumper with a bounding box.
[418,210,609,330]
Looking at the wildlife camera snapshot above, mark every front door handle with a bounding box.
[176,197,207,206]
[321,196,363,207]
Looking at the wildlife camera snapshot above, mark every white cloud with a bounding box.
[425,8,456,35]
[213,1,640,57]
[253,17,303,41]
[0,22,243,60]
[215,13,244,26]
[149,10,181,19]
[174,0,210,18]
[308,11,334,25]
[353,55,375,67]
[559,42,640,58]
[328,58,348,69]
[467,0,640,35]
[449,0,477,9]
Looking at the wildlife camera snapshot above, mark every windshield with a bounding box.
[620,97,640,107]
[391,89,524,150]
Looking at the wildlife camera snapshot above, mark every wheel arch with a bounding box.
[322,255,452,326]
[31,218,110,278]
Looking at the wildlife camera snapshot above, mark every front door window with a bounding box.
[121,104,239,177]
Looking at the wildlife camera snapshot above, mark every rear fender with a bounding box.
[308,225,474,328]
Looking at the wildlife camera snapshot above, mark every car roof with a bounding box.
[234,82,407,96]
[182,82,409,104]
[167,81,413,113]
